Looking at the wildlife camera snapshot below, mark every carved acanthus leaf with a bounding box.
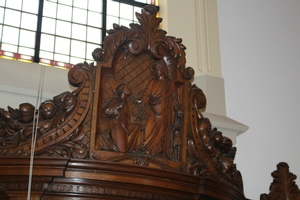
[36,127,89,159]
[260,162,300,200]
[92,5,194,80]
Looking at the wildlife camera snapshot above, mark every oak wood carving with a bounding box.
[0,6,246,200]
[260,162,300,200]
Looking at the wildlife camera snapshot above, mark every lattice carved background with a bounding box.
[96,45,157,151]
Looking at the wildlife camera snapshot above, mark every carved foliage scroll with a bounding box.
[260,162,300,200]
[187,83,243,191]
[0,62,94,158]
[92,5,194,80]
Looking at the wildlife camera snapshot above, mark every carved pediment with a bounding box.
[0,5,246,199]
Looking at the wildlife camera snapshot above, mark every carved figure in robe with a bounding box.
[139,64,176,157]
[102,83,140,153]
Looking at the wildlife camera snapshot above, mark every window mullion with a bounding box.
[102,0,107,48]
[69,0,74,65]
[33,0,44,63]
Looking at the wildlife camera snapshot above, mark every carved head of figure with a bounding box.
[116,83,132,100]
[152,63,168,79]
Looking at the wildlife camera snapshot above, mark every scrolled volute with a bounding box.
[188,83,243,190]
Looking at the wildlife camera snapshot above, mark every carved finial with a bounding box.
[260,162,300,200]
[143,5,158,15]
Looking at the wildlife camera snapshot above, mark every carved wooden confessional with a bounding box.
[0,6,246,200]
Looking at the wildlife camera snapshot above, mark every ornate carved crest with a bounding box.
[0,5,246,199]
[260,162,300,200]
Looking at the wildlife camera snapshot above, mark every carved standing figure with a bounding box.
[140,64,176,157]
[102,83,140,153]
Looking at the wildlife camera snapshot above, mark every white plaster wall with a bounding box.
[217,1,300,199]
[0,59,73,109]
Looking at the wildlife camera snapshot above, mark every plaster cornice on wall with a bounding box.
[202,112,249,145]
[193,74,249,145]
